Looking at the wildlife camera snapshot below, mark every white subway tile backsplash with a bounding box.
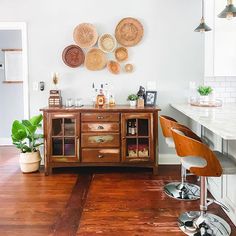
[225,98,236,103]
[230,92,236,98]
[205,77,215,82]
[226,87,236,92]
[215,77,226,82]
[225,77,236,82]
[214,87,226,93]
[204,77,236,103]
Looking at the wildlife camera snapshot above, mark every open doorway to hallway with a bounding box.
[0,22,29,145]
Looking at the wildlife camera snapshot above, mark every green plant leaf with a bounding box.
[197,86,213,96]
[22,120,37,134]
[30,114,43,127]
[11,121,27,141]
[34,142,44,148]
[127,94,138,101]
[34,134,44,139]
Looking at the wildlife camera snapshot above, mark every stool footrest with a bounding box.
[207,198,230,212]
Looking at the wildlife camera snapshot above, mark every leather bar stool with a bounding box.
[172,126,236,236]
[160,115,200,201]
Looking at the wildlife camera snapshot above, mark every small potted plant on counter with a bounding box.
[11,114,44,173]
[127,94,138,107]
[197,85,213,103]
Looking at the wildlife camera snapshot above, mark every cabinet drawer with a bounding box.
[82,148,120,163]
[81,133,120,147]
[81,113,119,122]
[81,123,119,133]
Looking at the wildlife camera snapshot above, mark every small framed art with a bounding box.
[145,91,157,107]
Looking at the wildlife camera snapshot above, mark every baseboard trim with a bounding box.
[158,154,181,165]
[0,138,12,146]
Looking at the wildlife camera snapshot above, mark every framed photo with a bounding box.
[145,91,157,107]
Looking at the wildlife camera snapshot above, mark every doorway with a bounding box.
[0,22,29,145]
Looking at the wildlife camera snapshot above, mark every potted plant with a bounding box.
[11,114,44,173]
[197,85,213,103]
[127,94,138,107]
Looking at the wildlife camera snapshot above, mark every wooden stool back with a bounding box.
[171,126,222,177]
[159,115,202,142]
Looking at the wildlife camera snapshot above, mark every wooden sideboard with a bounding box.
[40,105,161,175]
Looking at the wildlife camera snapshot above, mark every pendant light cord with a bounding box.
[202,0,205,19]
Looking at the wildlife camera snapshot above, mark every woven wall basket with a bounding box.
[98,34,117,53]
[73,23,98,48]
[115,47,128,62]
[107,60,121,74]
[115,17,144,47]
[62,45,85,68]
[85,48,107,71]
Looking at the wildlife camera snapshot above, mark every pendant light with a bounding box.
[195,0,212,32]
[218,0,236,20]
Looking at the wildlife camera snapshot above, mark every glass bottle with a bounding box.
[96,86,105,108]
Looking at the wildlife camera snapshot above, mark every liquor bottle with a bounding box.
[128,121,132,135]
[131,121,135,135]
[96,85,105,108]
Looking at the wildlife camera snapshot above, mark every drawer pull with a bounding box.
[97,125,104,130]
[97,116,104,119]
[97,138,105,143]
[97,154,104,158]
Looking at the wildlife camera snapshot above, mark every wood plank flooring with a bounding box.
[0,146,235,236]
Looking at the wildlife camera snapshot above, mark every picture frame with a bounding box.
[145,91,157,107]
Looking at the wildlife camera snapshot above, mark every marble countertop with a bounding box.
[170,103,236,140]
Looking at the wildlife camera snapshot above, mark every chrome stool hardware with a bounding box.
[164,182,200,201]
[178,211,231,236]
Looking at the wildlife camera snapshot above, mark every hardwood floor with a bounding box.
[0,146,235,236]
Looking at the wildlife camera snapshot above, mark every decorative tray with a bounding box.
[190,100,222,107]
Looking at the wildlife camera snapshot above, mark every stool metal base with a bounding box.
[164,182,200,201]
[178,211,231,236]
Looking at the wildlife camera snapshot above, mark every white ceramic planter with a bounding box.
[199,95,209,104]
[129,100,137,107]
[19,151,41,173]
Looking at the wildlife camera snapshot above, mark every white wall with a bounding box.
[0,30,24,142]
[0,0,204,155]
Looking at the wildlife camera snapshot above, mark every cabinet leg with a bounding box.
[44,166,52,176]
[153,166,158,175]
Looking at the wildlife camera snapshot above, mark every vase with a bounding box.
[19,151,41,173]
[199,95,209,104]
[129,100,137,107]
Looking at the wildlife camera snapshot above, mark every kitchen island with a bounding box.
[171,103,236,226]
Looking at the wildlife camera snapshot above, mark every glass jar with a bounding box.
[66,98,73,107]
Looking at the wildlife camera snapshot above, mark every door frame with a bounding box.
[0,22,29,145]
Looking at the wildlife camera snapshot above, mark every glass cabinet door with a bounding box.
[50,114,79,162]
[121,113,153,162]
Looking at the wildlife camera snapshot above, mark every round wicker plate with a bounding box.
[107,60,121,74]
[73,23,98,48]
[124,63,134,73]
[85,48,107,71]
[62,45,85,68]
[115,17,144,47]
[98,34,117,53]
[115,47,128,62]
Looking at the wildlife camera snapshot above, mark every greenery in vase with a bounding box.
[197,86,213,96]
[127,94,138,101]
[11,114,44,153]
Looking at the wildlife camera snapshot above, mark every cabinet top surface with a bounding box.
[40,105,161,112]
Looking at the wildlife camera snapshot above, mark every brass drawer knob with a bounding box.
[98,154,104,158]
[97,138,105,143]
[97,125,104,130]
